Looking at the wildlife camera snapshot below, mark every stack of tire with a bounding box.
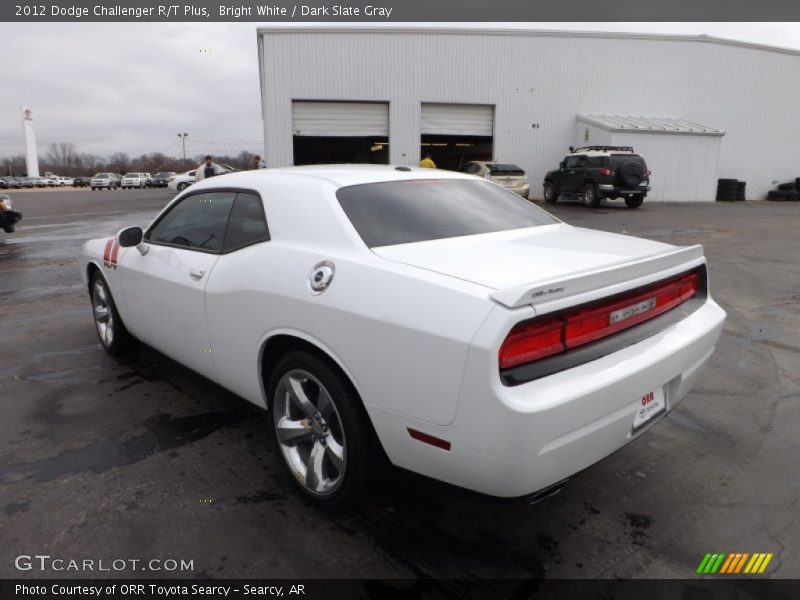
[716,179,745,202]
[767,179,800,201]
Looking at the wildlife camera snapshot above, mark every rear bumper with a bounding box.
[371,298,725,498]
[598,183,650,195]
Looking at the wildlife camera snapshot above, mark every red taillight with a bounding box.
[498,317,564,369]
[499,272,700,370]
[599,168,612,176]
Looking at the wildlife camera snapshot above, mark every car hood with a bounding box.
[371,223,675,291]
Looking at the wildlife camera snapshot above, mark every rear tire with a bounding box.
[268,351,378,510]
[89,272,135,357]
[625,196,644,209]
[543,181,557,204]
[582,183,601,208]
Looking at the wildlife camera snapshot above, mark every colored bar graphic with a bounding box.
[758,553,773,573]
[700,552,774,575]
[734,553,749,573]
[710,553,726,573]
[697,554,712,574]
[719,554,736,573]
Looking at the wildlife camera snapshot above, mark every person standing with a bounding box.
[250,155,266,170]
[419,153,436,168]
[195,155,225,181]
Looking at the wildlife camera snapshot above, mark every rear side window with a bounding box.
[337,179,557,248]
[488,164,525,176]
[586,156,609,168]
[223,192,270,252]
[147,191,236,252]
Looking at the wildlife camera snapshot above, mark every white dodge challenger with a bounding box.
[80,165,726,508]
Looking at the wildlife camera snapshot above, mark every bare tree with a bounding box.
[46,142,79,173]
[108,152,130,175]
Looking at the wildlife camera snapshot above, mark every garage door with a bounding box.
[292,101,389,137]
[421,104,494,136]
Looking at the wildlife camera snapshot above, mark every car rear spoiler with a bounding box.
[489,245,706,312]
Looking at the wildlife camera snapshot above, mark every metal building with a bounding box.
[257,27,800,201]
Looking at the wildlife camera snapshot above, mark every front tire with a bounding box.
[268,351,377,510]
[90,272,135,356]
[177,182,188,191]
[582,183,601,208]
[543,181,557,204]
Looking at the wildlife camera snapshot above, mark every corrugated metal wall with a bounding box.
[259,29,800,201]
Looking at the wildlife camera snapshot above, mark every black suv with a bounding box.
[543,146,651,208]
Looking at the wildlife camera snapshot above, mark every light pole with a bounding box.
[177,132,188,170]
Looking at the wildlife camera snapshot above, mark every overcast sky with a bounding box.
[2,22,799,163]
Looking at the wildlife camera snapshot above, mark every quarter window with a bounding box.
[223,192,270,252]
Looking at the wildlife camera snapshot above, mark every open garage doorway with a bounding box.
[294,136,388,165]
[292,101,389,165]
[420,135,492,171]
[421,103,494,170]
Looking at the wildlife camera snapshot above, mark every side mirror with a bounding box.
[117,226,148,255]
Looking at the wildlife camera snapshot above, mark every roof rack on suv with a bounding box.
[569,146,635,153]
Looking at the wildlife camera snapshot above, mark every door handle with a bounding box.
[189,267,206,278]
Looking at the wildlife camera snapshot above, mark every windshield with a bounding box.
[124,173,138,177]
[93,173,109,178]
[337,179,557,248]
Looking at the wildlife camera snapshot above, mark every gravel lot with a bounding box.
[1,189,798,584]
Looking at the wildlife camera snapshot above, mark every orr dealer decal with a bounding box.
[103,239,119,269]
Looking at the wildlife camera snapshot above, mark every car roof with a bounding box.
[193,164,477,189]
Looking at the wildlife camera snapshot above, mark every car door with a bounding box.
[118,190,236,378]
[558,155,583,192]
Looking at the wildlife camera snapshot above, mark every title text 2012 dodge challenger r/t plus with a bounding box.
[80,165,726,508]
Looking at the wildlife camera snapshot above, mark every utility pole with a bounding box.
[177,132,188,170]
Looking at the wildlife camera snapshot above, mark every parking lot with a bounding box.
[1,189,798,584]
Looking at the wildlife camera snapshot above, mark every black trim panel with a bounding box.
[500,266,708,387]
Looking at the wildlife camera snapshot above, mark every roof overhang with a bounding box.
[577,114,725,136]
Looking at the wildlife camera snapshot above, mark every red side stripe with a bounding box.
[103,239,114,266]
[110,241,120,268]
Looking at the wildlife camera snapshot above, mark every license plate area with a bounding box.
[633,387,666,431]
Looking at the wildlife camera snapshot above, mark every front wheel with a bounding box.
[625,196,644,209]
[268,351,378,510]
[90,272,135,356]
[543,181,557,204]
[582,183,601,208]
[177,182,189,191]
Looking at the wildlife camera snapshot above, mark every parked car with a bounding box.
[544,146,651,209]
[17,177,35,189]
[80,165,725,508]
[73,176,92,188]
[0,177,10,189]
[90,173,121,190]
[53,176,75,187]
[149,171,176,188]
[0,193,22,233]
[459,161,530,198]
[167,170,196,191]
[41,176,57,187]
[121,172,148,189]
[30,176,48,188]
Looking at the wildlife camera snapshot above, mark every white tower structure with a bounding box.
[21,106,40,177]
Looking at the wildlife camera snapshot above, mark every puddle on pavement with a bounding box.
[0,409,251,484]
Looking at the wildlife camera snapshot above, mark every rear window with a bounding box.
[337,179,557,248]
[488,164,525,176]
[610,154,646,168]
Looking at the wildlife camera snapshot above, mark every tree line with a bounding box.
[2,142,259,176]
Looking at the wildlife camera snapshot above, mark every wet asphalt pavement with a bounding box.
[0,189,798,585]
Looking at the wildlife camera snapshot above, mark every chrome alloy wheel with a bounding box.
[273,369,346,496]
[92,280,114,348]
